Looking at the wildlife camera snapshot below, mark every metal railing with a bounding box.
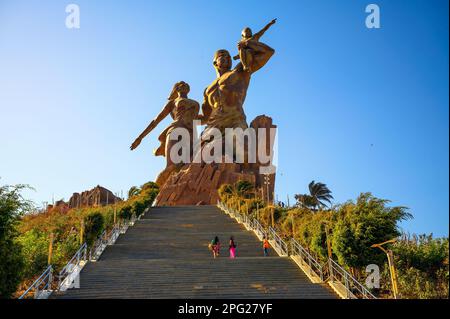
[89,229,107,261]
[58,242,87,290]
[233,209,243,222]
[268,226,289,256]
[216,201,378,299]
[328,258,376,299]
[129,213,137,226]
[106,224,121,245]
[217,201,225,211]
[18,210,147,299]
[291,238,324,281]
[253,219,268,239]
[18,265,53,299]
[88,223,122,261]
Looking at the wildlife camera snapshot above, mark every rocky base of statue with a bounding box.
[155,161,275,206]
[155,115,276,206]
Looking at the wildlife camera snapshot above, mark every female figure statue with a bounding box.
[130,81,200,185]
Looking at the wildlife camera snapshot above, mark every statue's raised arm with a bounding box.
[239,40,275,74]
[252,18,277,41]
[234,19,276,74]
[130,100,174,150]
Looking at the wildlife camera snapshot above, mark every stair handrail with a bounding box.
[268,226,289,256]
[217,201,225,211]
[18,212,144,299]
[89,229,107,261]
[106,223,121,245]
[229,206,236,218]
[89,223,123,260]
[253,218,268,239]
[216,201,376,299]
[58,242,87,289]
[18,265,53,299]
[233,208,242,221]
[328,258,376,299]
[129,213,137,226]
[291,238,324,281]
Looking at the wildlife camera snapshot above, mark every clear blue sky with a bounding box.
[0,0,448,236]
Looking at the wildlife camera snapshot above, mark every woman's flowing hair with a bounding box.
[168,81,189,100]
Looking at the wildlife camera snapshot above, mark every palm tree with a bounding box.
[295,180,333,211]
[235,180,254,198]
[294,194,315,209]
[128,186,141,199]
[308,180,333,210]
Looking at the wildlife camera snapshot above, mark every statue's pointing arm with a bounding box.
[246,41,275,74]
[253,18,277,41]
[130,101,174,150]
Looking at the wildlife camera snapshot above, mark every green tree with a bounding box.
[0,184,32,298]
[141,181,159,191]
[218,181,254,200]
[393,234,449,298]
[118,204,133,220]
[127,186,141,199]
[235,180,254,198]
[295,180,333,211]
[16,230,48,280]
[294,194,316,210]
[331,193,412,274]
[83,211,105,246]
[218,184,234,200]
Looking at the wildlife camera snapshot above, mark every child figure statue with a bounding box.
[233,18,277,72]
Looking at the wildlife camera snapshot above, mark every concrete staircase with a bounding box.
[53,205,336,299]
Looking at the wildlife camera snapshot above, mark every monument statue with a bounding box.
[130,81,201,186]
[201,20,276,134]
[132,19,278,205]
[233,18,277,72]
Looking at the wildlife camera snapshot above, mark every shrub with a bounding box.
[16,230,49,280]
[118,204,132,220]
[132,200,147,217]
[0,184,31,298]
[83,212,105,246]
[392,235,449,298]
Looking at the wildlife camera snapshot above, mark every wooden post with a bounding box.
[256,203,259,221]
[48,232,54,265]
[325,225,332,259]
[291,213,295,237]
[80,219,85,245]
[271,206,274,228]
[114,205,117,225]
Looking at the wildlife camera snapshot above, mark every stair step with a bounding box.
[53,205,336,299]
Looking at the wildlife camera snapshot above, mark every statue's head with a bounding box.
[168,81,190,100]
[213,49,232,75]
[241,27,252,39]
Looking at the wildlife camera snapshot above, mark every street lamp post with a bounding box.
[263,174,270,203]
[371,239,399,299]
[263,174,275,227]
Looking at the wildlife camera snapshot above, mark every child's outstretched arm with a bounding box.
[252,18,277,41]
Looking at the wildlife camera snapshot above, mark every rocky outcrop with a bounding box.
[68,185,121,209]
[155,115,276,206]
